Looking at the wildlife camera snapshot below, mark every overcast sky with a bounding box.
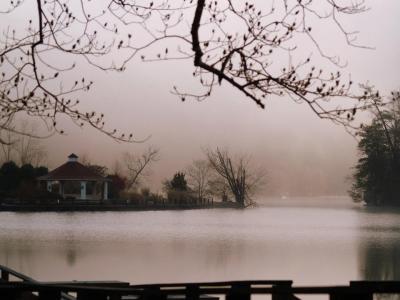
[9,1,400,196]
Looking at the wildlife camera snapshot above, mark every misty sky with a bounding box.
[8,1,400,196]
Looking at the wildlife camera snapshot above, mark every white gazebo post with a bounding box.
[59,181,64,198]
[80,181,87,200]
[47,181,52,192]
[104,181,108,200]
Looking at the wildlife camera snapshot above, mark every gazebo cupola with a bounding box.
[68,153,78,162]
[38,153,110,201]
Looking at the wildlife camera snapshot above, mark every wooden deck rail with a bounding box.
[0,264,37,283]
[0,265,128,300]
[1,265,400,300]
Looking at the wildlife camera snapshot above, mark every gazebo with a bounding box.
[38,154,110,201]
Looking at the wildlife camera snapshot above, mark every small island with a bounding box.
[0,149,263,212]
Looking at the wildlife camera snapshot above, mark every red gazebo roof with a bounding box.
[38,155,108,181]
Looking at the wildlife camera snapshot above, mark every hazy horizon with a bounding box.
[2,1,400,197]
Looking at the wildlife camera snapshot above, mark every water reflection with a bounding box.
[0,202,400,288]
[360,238,400,281]
[357,209,400,300]
[358,208,400,281]
[65,244,77,267]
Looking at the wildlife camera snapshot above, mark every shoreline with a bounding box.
[0,201,242,212]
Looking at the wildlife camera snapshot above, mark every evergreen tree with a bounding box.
[20,164,35,182]
[169,172,188,191]
[0,161,48,196]
[350,92,400,205]
[0,161,20,192]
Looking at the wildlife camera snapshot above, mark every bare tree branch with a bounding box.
[0,0,383,142]
[15,121,48,166]
[123,146,159,190]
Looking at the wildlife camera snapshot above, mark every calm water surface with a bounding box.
[0,197,399,286]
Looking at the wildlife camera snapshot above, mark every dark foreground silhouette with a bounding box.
[1,264,400,300]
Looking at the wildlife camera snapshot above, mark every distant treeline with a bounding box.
[0,146,266,208]
[0,161,48,200]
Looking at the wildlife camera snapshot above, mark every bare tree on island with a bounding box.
[0,0,384,142]
[123,147,159,191]
[187,159,211,201]
[207,148,265,207]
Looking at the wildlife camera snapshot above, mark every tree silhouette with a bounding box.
[0,161,20,192]
[207,148,265,207]
[107,174,127,199]
[0,0,381,141]
[0,161,48,197]
[187,159,210,200]
[169,172,188,191]
[123,147,159,190]
[350,91,400,205]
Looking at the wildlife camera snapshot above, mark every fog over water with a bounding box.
[1,198,400,285]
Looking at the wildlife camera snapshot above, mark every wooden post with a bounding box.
[348,281,382,300]
[186,284,200,300]
[272,283,297,300]
[1,270,9,281]
[1,290,20,300]
[142,287,166,300]
[226,283,250,300]
[39,290,62,300]
[109,293,122,300]
[76,290,108,300]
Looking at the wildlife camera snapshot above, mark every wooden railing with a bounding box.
[0,264,37,283]
[1,265,400,300]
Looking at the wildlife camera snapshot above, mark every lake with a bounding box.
[0,197,399,286]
